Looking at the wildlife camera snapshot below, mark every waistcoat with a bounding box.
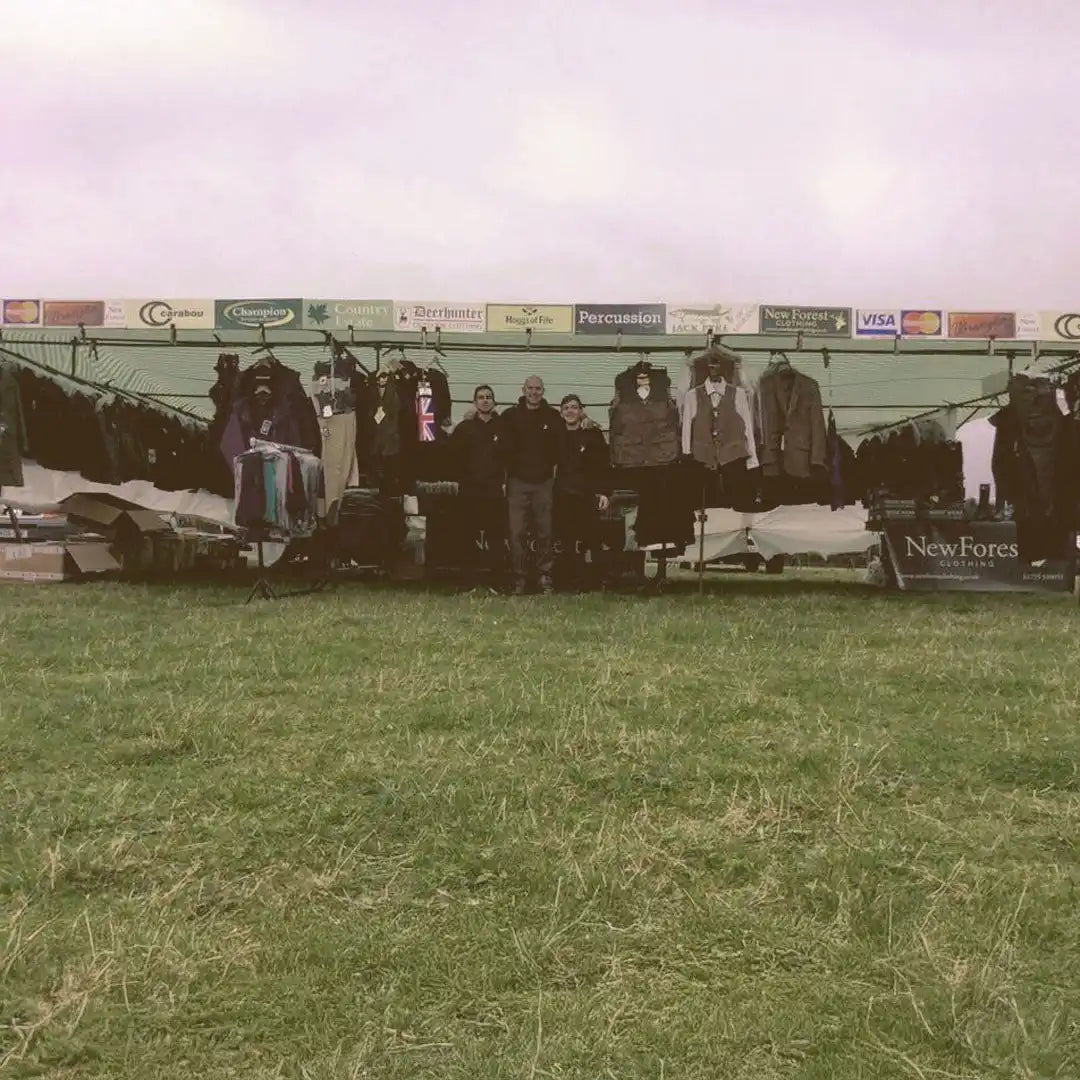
[691,383,747,467]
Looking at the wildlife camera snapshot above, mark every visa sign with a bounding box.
[855,309,900,337]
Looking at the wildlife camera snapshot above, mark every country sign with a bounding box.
[946,311,1017,339]
[215,299,303,330]
[854,310,900,337]
[486,304,574,334]
[574,303,666,335]
[759,305,850,336]
[303,300,394,331]
[665,302,760,335]
[126,299,214,329]
[42,300,125,328]
[900,310,943,337]
[394,302,486,333]
[2,299,41,325]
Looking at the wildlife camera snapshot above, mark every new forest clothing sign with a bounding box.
[883,519,1076,593]
[215,299,303,330]
[574,304,665,335]
[759,305,851,336]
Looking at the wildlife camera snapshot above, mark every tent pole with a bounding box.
[697,479,706,595]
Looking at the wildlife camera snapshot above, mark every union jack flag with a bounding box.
[417,386,436,442]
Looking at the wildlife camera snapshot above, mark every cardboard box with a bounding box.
[58,493,171,538]
[0,541,120,583]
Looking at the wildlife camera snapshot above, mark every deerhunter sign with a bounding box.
[882,519,1075,593]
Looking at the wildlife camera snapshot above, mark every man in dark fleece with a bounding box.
[500,375,562,594]
[450,384,507,587]
[554,393,612,591]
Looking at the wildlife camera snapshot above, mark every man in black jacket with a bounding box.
[450,384,508,587]
[554,394,612,591]
[501,375,562,594]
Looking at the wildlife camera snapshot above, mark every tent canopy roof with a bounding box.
[2,327,1076,436]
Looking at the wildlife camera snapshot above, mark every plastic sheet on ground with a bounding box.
[0,461,235,528]
[694,504,873,561]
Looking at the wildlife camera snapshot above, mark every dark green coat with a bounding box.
[0,364,27,487]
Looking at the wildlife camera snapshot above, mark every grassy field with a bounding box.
[2,572,1079,1079]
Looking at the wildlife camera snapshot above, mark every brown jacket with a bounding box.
[758,369,827,478]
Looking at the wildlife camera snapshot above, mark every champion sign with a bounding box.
[215,299,302,330]
[574,303,666,335]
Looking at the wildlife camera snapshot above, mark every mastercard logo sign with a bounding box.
[901,310,943,336]
[3,299,41,324]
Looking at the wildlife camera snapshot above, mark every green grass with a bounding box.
[2,572,1079,1079]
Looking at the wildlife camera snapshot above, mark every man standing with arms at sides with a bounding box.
[500,375,562,594]
[450,384,507,590]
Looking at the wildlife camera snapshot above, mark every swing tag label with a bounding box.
[322,404,333,418]
[259,420,273,436]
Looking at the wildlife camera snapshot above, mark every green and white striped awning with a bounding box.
[1,326,1074,436]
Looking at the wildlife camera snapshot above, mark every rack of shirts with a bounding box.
[233,438,324,538]
[857,418,964,508]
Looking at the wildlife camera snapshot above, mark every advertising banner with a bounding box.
[303,300,394,331]
[215,299,303,330]
[946,311,1017,339]
[574,303,666,335]
[1013,311,1042,340]
[2,299,42,325]
[42,300,125,328]
[1039,312,1080,341]
[393,302,486,333]
[665,302,759,336]
[759,305,851,336]
[882,519,1075,593]
[126,299,214,330]
[854,309,900,337]
[900,309,944,337]
[486,304,574,334]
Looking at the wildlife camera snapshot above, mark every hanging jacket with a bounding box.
[220,361,321,466]
[757,368,828,479]
[0,364,28,486]
[609,365,679,468]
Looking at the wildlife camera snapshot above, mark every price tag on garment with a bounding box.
[374,407,386,424]
[260,420,273,436]
[322,404,333,418]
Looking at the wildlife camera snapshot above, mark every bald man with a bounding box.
[499,375,562,594]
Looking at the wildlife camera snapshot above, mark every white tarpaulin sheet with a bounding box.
[695,504,874,561]
[0,461,234,528]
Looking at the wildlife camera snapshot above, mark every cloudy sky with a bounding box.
[5,0,1079,488]
[5,0,1080,308]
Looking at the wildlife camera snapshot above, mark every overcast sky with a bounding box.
[5,0,1078,490]
[4,0,1080,308]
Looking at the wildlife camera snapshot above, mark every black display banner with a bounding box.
[882,519,1076,593]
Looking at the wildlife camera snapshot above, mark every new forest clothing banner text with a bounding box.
[883,519,1076,593]
[215,299,303,330]
[574,304,666,335]
[759,306,851,336]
